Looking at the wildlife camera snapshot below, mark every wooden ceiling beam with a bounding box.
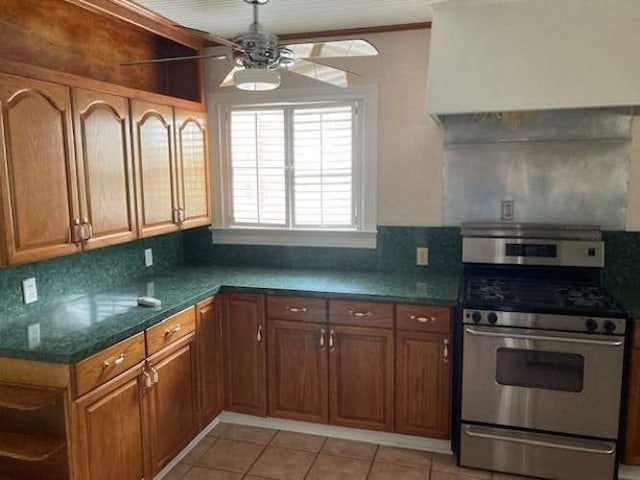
[64,0,207,50]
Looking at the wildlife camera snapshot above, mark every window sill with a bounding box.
[209,227,377,249]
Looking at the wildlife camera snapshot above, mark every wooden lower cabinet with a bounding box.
[267,320,328,423]
[222,294,267,416]
[623,327,640,465]
[73,362,149,480]
[145,334,199,475]
[395,331,450,439]
[197,297,224,427]
[329,325,394,431]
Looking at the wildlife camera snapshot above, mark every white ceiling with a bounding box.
[133,0,433,38]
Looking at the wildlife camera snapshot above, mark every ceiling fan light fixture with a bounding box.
[233,68,281,91]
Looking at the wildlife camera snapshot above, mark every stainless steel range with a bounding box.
[457,223,629,480]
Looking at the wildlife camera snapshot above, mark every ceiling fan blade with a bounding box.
[283,39,378,59]
[220,66,245,87]
[121,53,227,66]
[284,59,359,88]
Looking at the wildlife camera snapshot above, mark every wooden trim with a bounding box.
[278,22,432,42]
[0,357,71,388]
[63,0,206,50]
[0,59,205,111]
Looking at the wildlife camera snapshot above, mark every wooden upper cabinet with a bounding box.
[222,294,267,417]
[395,331,450,439]
[146,334,199,475]
[196,297,224,427]
[72,88,137,249]
[268,320,328,424]
[174,108,211,229]
[73,362,148,480]
[329,325,394,432]
[0,73,80,265]
[131,100,180,238]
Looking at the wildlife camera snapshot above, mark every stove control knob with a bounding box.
[471,311,482,324]
[488,312,498,324]
[604,320,617,334]
[585,318,598,333]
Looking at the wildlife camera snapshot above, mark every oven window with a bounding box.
[495,348,584,393]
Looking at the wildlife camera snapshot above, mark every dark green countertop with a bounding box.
[609,287,640,318]
[0,266,461,364]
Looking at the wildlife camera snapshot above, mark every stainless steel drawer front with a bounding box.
[462,326,624,438]
[460,424,616,480]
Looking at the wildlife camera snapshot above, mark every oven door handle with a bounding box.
[463,426,615,455]
[464,327,624,347]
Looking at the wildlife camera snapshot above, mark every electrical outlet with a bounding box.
[27,323,41,349]
[501,200,514,221]
[416,247,429,266]
[147,281,155,297]
[144,248,153,267]
[22,277,38,304]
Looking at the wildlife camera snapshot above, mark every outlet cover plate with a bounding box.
[416,247,429,266]
[144,248,153,267]
[22,277,38,304]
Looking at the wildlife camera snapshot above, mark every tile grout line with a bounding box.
[302,434,329,480]
[238,427,277,478]
[364,444,380,479]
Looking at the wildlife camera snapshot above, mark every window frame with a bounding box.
[210,85,378,248]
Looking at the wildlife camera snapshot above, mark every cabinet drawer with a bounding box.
[329,300,394,328]
[267,296,327,323]
[146,307,196,355]
[74,333,145,397]
[396,304,450,333]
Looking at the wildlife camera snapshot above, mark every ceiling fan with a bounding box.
[122,0,379,91]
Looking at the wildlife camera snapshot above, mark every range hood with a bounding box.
[425,0,640,115]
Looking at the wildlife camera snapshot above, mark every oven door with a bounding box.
[462,325,624,438]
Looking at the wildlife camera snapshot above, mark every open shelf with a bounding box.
[0,433,65,462]
[0,384,61,411]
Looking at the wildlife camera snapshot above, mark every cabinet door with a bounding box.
[146,334,199,474]
[329,325,394,431]
[174,108,210,229]
[0,73,80,264]
[72,88,137,249]
[268,320,328,424]
[222,294,267,416]
[73,362,148,480]
[197,297,224,427]
[395,331,450,439]
[131,100,179,238]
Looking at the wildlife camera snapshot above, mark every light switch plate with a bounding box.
[22,277,38,304]
[144,248,153,267]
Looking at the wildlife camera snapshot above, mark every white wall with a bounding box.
[427,0,640,114]
[205,28,444,227]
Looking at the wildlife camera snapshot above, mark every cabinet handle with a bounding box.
[149,365,159,385]
[102,353,125,370]
[180,208,186,222]
[410,315,435,323]
[141,369,153,392]
[286,306,308,313]
[73,218,83,244]
[172,208,179,224]
[257,325,263,344]
[85,221,94,240]
[349,310,372,318]
[164,325,182,337]
[319,328,326,348]
[443,339,449,363]
[329,329,335,350]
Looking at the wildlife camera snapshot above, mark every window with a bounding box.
[212,86,378,248]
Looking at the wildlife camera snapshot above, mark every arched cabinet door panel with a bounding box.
[0,73,80,265]
[131,100,180,238]
[72,88,137,249]
[174,108,211,229]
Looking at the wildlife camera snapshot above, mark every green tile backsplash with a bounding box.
[0,232,184,318]
[183,226,463,274]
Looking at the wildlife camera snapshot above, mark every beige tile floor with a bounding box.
[163,423,536,480]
